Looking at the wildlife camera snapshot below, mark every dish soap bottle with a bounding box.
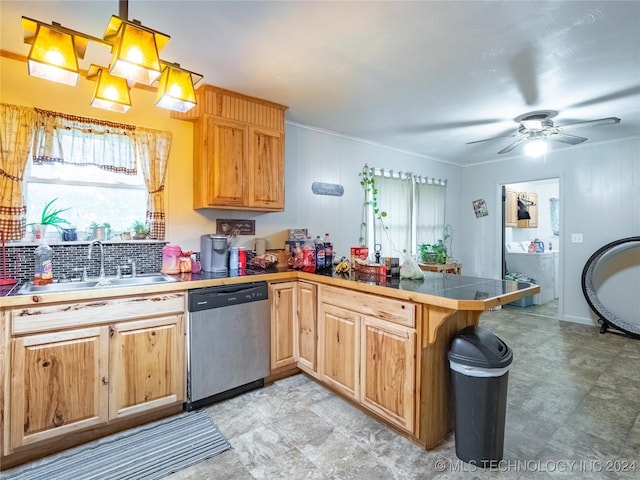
[33,226,53,285]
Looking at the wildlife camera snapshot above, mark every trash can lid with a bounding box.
[448,325,513,368]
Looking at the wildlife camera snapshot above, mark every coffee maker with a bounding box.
[200,234,229,273]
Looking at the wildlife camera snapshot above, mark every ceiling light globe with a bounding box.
[524,140,548,157]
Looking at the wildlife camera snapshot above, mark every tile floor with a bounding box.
[168,302,640,479]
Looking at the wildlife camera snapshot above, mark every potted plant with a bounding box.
[418,242,448,264]
[28,198,72,240]
[132,220,149,240]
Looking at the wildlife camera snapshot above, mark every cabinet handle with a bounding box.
[102,376,109,385]
[109,326,115,337]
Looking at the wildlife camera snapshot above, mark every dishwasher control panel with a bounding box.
[188,281,268,312]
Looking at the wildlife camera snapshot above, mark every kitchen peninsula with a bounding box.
[0,270,538,469]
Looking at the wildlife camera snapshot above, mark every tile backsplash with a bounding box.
[2,241,166,284]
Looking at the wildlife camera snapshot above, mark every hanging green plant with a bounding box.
[359,165,388,244]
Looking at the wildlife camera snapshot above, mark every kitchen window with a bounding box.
[364,167,446,258]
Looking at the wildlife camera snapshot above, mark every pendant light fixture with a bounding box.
[22,17,88,86]
[155,63,201,112]
[20,0,202,113]
[103,16,169,86]
[87,64,132,113]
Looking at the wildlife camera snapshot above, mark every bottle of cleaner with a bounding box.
[33,227,53,285]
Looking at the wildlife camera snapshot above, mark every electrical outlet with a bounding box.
[571,233,583,243]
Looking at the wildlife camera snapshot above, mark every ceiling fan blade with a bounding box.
[557,117,621,130]
[550,133,587,145]
[507,47,538,105]
[466,132,517,145]
[568,86,640,108]
[498,136,528,154]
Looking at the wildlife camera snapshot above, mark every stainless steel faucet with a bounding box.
[88,240,105,279]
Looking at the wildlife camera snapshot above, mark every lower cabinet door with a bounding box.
[109,315,185,419]
[360,316,416,433]
[297,281,317,373]
[319,303,360,400]
[10,326,110,450]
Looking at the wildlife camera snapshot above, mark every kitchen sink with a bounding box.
[17,273,177,295]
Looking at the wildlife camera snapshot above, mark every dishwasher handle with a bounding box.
[188,281,268,311]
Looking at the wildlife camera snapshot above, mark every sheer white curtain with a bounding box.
[415,179,446,248]
[369,172,412,257]
[365,167,446,258]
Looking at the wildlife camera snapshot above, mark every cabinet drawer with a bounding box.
[319,285,415,327]
[11,292,186,335]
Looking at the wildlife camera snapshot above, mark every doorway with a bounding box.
[502,178,560,318]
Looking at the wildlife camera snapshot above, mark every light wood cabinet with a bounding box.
[297,281,317,374]
[270,282,298,370]
[10,326,110,449]
[5,292,185,454]
[318,303,360,400]
[109,316,184,419]
[361,316,415,433]
[173,84,287,211]
[505,189,517,227]
[318,285,416,432]
[516,192,538,228]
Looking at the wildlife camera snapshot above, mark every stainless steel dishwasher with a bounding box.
[186,281,269,410]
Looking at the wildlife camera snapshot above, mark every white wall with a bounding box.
[460,137,640,325]
[215,123,463,262]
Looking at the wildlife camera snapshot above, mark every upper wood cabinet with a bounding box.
[172,85,287,211]
[517,192,538,228]
[505,189,517,228]
[506,190,538,228]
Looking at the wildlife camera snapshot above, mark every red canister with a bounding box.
[238,247,247,270]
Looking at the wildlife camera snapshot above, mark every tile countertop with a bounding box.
[1,267,539,311]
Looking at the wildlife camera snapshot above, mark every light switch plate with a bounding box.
[571,233,583,243]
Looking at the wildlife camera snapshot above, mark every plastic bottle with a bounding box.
[527,241,536,253]
[302,237,316,272]
[314,235,325,270]
[33,228,53,285]
[323,233,333,268]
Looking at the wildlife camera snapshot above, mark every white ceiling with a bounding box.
[2,1,639,166]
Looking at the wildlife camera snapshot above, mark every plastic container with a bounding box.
[533,238,545,253]
[448,325,513,467]
[238,247,247,270]
[302,237,316,272]
[33,231,53,285]
[229,247,239,270]
[314,236,325,270]
[161,244,181,274]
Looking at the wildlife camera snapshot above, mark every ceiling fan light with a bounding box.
[105,18,166,85]
[26,23,79,86]
[155,65,197,112]
[524,139,548,157]
[89,66,131,113]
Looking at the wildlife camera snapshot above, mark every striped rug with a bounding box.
[3,410,231,480]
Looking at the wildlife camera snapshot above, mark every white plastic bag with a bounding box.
[400,253,424,279]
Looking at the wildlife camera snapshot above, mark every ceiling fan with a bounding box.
[466,110,621,154]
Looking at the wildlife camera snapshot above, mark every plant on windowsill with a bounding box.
[132,220,150,240]
[418,242,448,264]
[28,198,72,240]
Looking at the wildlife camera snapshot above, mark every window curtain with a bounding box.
[364,166,447,257]
[415,178,446,248]
[32,108,137,175]
[0,104,37,239]
[135,128,172,240]
[369,171,412,257]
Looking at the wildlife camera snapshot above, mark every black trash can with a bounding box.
[448,325,513,467]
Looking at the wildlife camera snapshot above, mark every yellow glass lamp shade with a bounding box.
[105,17,169,85]
[27,23,79,86]
[90,67,131,113]
[155,65,197,112]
